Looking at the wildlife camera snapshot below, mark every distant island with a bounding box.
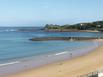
[44,21,103,32]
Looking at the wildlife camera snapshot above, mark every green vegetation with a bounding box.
[44,21,103,31]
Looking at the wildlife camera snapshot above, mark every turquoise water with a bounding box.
[0,27,102,63]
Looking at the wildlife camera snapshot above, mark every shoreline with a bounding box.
[0,40,102,77]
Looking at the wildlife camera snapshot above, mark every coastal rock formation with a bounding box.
[44,21,103,32]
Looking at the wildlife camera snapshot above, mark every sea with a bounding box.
[0,27,102,76]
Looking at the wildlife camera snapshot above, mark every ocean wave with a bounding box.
[0,61,20,67]
[54,51,68,56]
[0,29,17,32]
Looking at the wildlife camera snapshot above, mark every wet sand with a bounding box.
[4,40,103,77]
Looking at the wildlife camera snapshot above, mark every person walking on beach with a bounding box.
[70,53,72,58]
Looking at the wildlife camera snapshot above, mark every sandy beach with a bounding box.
[4,40,103,77]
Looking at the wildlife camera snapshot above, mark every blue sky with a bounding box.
[0,0,103,26]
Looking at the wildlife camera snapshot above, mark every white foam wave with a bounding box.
[55,51,68,56]
[0,29,17,32]
[0,61,20,67]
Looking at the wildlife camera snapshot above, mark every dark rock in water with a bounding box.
[30,37,70,41]
[29,37,102,41]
